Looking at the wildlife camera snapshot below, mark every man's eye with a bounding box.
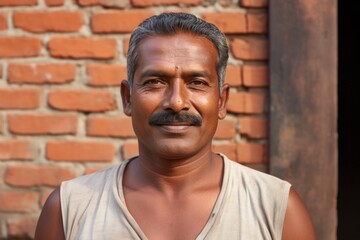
[188,80,208,86]
[145,79,165,85]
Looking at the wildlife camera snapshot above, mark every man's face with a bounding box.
[121,33,229,159]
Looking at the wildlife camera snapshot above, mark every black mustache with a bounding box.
[149,112,202,126]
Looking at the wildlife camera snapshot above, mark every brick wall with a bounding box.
[0,0,268,238]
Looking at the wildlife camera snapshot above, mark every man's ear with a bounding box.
[121,80,132,116]
[218,83,229,120]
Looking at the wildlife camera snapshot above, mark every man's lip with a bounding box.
[153,122,194,126]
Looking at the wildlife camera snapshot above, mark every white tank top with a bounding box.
[60,154,291,240]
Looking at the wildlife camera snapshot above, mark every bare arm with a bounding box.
[34,187,65,240]
[282,187,317,240]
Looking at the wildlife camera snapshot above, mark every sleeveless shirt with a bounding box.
[60,154,291,240]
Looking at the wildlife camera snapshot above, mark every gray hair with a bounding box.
[126,12,229,91]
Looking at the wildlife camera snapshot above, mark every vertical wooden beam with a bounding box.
[269,1,337,239]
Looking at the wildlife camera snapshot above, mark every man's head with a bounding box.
[127,12,229,91]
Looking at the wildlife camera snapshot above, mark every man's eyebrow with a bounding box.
[140,69,211,78]
[140,70,169,78]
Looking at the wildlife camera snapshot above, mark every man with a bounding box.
[35,12,316,240]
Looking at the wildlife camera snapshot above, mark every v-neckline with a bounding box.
[116,154,230,240]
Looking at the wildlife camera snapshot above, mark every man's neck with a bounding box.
[123,149,223,198]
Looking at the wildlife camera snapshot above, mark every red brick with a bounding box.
[239,116,268,139]
[0,190,39,212]
[78,0,129,7]
[122,142,138,160]
[131,0,202,7]
[0,88,40,110]
[48,89,116,112]
[84,165,109,175]
[123,37,130,55]
[8,63,76,84]
[5,164,76,187]
[246,12,267,33]
[48,37,117,59]
[202,12,246,34]
[214,118,237,139]
[225,65,242,87]
[0,140,35,160]
[0,116,3,133]
[212,143,237,161]
[91,11,154,33]
[86,115,135,137]
[8,114,77,135]
[40,189,53,207]
[227,92,265,114]
[230,38,268,60]
[240,0,268,8]
[7,216,38,239]
[46,141,115,162]
[0,13,7,31]
[87,64,126,86]
[13,11,83,33]
[45,0,64,6]
[0,37,41,58]
[236,142,268,164]
[0,0,37,6]
[242,65,268,87]
[219,0,232,7]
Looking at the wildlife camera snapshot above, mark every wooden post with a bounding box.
[269,1,337,239]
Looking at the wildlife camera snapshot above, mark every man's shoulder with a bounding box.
[60,160,129,195]
[220,153,291,188]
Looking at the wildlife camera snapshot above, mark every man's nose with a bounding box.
[162,79,190,112]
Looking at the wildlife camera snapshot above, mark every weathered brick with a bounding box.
[246,12,267,33]
[225,65,242,87]
[87,64,126,86]
[78,0,129,8]
[214,118,237,139]
[0,13,7,31]
[8,114,77,135]
[242,65,268,87]
[122,142,138,160]
[0,37,41,58]
[5,164,76,187]
[86,115,135,138]
[239,116,268,139]
[227,92,265,114]
[212,143,237,161]
[0,0,37,6]
[236,142,268,164]
[46,141,115,162]
[8,63,76,84]
[7,216,38,239]
[202,12,246,34]
[230,38,268,60]
[91,11,154,33]
[48,37,117,59]
[0,88,40,110]
[240,0,268,8]
[131,0,202,7]
[13,11,83,33]
[0,190,39,212]
[0,140,35,161]
[48,89,116,112]
[45,0,64,6]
